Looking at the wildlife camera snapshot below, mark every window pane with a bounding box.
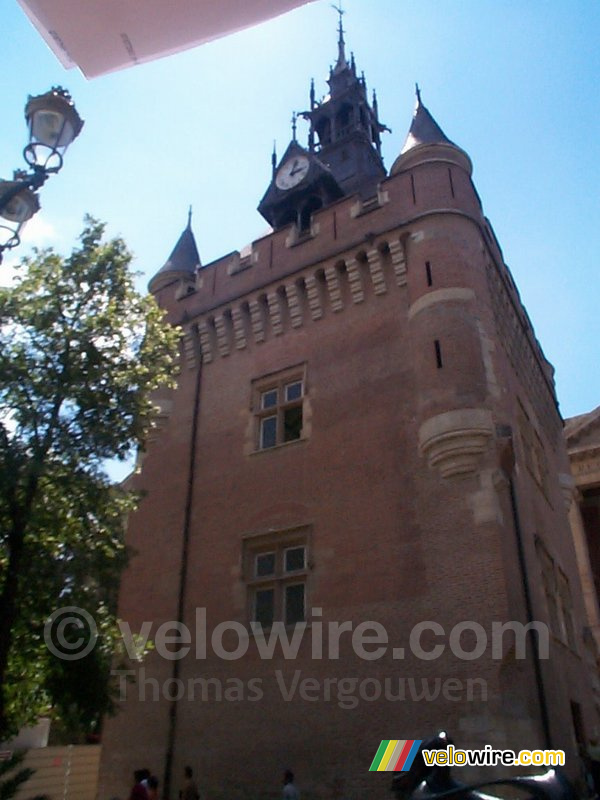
[285,583,305,625]
[261,389,278,409]
[260,415,277,448]
[285,381,303,402]
[255,552,275,577]
[255,588,275,628]
[283,406,302,442]
[285,546,306,572]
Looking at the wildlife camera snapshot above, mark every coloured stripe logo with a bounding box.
[369,740,422,772]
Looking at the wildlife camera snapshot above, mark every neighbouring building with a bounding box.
[99,21,600,800]
[565,406,600,711]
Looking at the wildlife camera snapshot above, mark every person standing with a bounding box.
[129,771,149,800]
[180,766,200,800]
[283,770,299,800]
[147,776,159,800]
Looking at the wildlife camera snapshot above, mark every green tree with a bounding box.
[0,218,179,739]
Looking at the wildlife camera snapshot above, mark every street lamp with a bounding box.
[0,87,83,264]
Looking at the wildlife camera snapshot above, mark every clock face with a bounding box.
[275,156,310,190]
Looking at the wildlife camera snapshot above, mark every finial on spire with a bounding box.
[415,83,422,106]
[331,1,347,71]
[291,112,297,142]
[271,141,277,177]
[187,205,192,229]
[310,78,315,110]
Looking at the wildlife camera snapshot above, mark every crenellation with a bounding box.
[485,258,561,442]
[266,290,284,335]
[324,264,344,311]
[366,247,387,295]
[196,319,214,364]
[304,273,324,320]
[230,306,247,350]
[213,313,231,357]
[388,237,407,286]
[248,298,266,343]
[181,325,198,369]
[285,281,304,328]
[345,256,365,303]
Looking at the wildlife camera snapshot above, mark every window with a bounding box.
[518,402,549,499]
[536,538,578,652]
[253,367,306,450]
[558,570,577,651]
[244,532,309,628]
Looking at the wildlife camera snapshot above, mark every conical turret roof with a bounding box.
[391,88,472,176]
[401,88,454,154]
[149,211,201,293]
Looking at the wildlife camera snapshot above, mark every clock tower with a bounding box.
[99,7,600,800]
[258,12,389,231]
[303,11,389,197]
[257,138,344,231]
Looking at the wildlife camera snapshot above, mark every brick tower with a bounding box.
[99,24,599,800]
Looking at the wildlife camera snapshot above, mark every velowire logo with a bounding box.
[369,739,422,772]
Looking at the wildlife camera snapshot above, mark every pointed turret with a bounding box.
[149,210,201,293]
[401,86,454,153]
[391,87,472,176]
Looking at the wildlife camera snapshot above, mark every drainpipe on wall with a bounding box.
[163,352,203,800]
[497,425,553,750]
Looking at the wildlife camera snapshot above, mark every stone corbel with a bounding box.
[418,409,494,478]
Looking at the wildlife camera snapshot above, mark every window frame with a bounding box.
[243,527,310,629]
[536,537,578,653]
[252,365,307,451]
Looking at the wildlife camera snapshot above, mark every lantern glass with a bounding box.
[30,109,74,148]
[25,88,83,151]
[0,182,40,223]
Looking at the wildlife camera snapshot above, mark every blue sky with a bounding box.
[2,0,599,421]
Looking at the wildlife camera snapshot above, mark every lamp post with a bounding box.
[0,87,83,264]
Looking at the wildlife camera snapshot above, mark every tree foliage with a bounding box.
[0,218,179,739]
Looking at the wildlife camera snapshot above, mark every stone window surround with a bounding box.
[242,525,311,628]
[251,362,308,453]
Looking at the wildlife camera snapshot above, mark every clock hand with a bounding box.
[290,161,305,176]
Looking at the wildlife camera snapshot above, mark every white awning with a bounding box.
[16,0,315,79]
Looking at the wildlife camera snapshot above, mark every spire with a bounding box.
[298,7,389,196]
[391,88,471,178]
[400,87,454,154]
[291,112,297,142]
[149,212,201,292]
[332,1,348,74]
[271,141,277,177]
